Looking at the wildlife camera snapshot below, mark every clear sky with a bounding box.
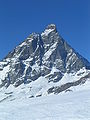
[0,0,90,61]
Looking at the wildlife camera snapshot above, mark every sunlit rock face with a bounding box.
[0,24,90,95]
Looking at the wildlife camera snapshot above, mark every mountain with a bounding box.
[0,24,90,98]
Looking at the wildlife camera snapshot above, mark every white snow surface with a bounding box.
[41,29,54,36]
[0,67,90,120]
[0,83,90,120]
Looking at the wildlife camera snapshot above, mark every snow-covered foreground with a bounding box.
[0,88,90,120]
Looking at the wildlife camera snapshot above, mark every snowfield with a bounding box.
[0,82,90,120]
[0,68,90,120]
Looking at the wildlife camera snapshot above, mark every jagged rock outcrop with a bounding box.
[0,24,90,96]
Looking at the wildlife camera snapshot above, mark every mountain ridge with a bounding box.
[0,24,90,98]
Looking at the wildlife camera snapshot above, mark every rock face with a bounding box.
[0,24,90,95]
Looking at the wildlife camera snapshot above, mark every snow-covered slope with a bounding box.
[0,24,90,99]
[0,68,90,100]
[0,81,90,120]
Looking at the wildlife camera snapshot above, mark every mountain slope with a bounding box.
[0,24,90,98]
[0,85,90,120]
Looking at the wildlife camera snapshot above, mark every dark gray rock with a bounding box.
[0,24,90,89]
[47,73,89,94]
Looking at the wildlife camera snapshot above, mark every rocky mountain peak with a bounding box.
[46,24,56,30]
[0,24,90,96]
[41,24,57,37]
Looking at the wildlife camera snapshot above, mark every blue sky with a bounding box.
[0,0,90,61]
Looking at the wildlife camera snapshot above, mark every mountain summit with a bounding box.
[0,24,90,97]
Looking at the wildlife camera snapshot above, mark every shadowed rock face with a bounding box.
[0,24,90,91]
[48,73,90,94]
